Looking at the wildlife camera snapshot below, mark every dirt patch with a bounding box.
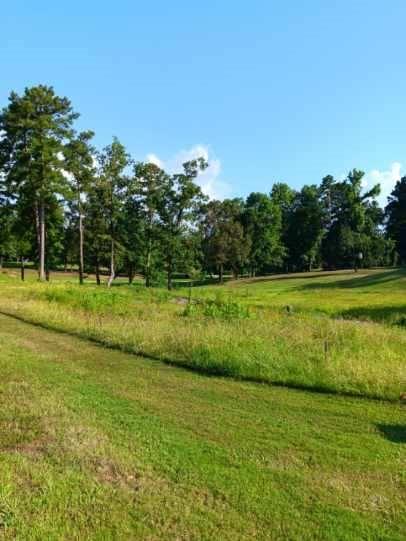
[173,296,189,305]
[13,435,53,458]
[0,414,45,452]
[92,457,141,491]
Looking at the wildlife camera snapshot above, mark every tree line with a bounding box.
[0,85,405,288]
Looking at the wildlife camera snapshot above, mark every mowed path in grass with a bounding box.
[0,314,404,540]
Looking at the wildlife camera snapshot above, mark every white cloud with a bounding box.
[145,153,162,168]
[146,145,231,200]
[363,162,402,207]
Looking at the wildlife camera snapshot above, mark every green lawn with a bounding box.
[0,314,404,540]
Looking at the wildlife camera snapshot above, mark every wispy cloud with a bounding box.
[146,145,231,200]
[363,162,402,207]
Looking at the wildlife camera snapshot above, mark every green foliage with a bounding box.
[285,185,324,271]
[159,158,208,289]
[386,176,406,264]
[243,192,285,274]
[202,198,251,280]
[320,170,390,269]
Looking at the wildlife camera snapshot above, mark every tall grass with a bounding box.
[0,279,404,400]
[183,294,252,320]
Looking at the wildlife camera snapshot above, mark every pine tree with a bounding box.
[0,85,77,280]
[96,138,130,287]
[131,162,171,286]
[64,131,95,284]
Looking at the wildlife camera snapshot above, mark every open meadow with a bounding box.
[0,268,405,539]
[0,268,405,400]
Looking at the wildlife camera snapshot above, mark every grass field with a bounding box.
[0,267,405,539]
[0,268,405,400]
[180,268,406,323]
[0,314,404,540]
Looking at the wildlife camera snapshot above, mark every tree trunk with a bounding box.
[107,239,115,287]
[34,203,41,279]
[95,258,101,285]
[145,235,152,287]
[166,253,173,290]
[45,228,50,281]
[39,201,46,281]
[167,260,172,290]
[20,257,25,281]
[219,264,224,283]
[0,255,3,269]
[128,263,134,284]
[78,196,84,285]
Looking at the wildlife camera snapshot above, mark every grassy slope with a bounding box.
[183,268,406,322]
[0,314,404,540]
[0,268,405,400]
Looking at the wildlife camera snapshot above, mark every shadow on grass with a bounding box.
[232,270,355,286]
[301,269,406,290]
[376,424,406,444]
[339,305,406,326]
[111,277,232,288]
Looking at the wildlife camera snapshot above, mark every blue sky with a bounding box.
[2,1,406,204]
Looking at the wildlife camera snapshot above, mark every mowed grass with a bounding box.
[0,314,404,540]
[0,268,405,400]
